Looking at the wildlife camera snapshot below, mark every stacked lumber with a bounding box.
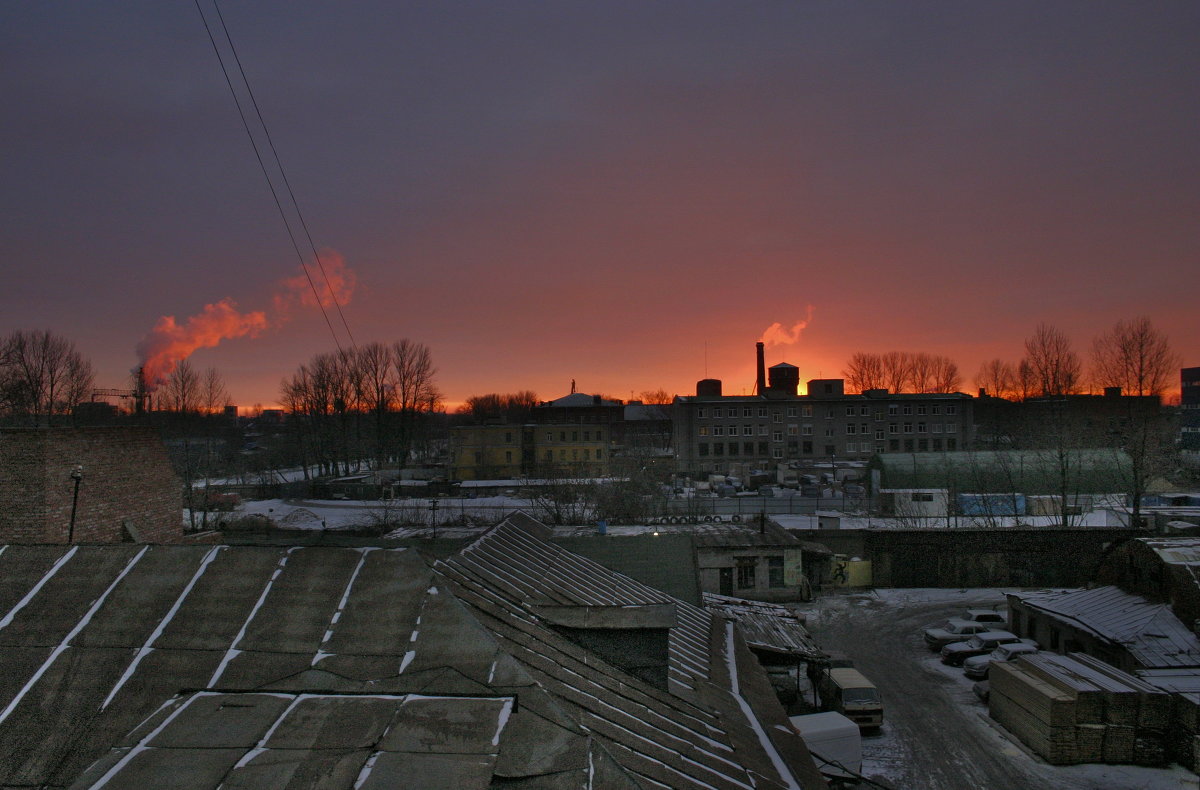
[988,653,1169,766]
[1135,668,1200,770]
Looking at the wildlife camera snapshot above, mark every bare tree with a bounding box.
[880,351,912,393]
[161,359,202,414]
[199,367,231,415]
[843,352,885,393]
[0,329,96,425]
[1015,359,1038,401]
[1023,324,1081,396]
[637,388,672,405]
[975,359,1017,400]
[1091,316,1178,397]
[928,355,962,393]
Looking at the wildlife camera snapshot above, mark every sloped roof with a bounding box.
[1011,586,1200,669]
[703,593,823,660]
[1138,536,1200,565]
[0,515,825,789]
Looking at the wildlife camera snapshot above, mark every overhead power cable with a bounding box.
[193,0,355,352]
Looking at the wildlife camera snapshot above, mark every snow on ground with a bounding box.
[234,496,536,531]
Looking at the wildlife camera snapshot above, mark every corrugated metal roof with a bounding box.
[0,515,826,789]
[1012,586,1200,669]
[703,593,823,660]
[1138,537,1200,565]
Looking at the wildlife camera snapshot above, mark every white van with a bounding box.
[817,667,883,730]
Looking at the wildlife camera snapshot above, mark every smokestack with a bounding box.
[756,342,766,395]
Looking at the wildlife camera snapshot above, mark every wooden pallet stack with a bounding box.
[988,652,1169,766]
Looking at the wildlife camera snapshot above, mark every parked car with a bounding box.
[962,642,1040,679]
[959,608,1007,625]
[923,619,996,651]
[940,631,1031,666]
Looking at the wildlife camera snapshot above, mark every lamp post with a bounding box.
[68,465,83,543]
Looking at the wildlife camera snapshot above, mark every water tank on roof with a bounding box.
[768,363,799,396]
[696,379,722,397]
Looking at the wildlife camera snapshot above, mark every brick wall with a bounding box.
[0,428,183,544]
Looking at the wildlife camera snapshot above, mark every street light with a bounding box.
[68,465,83,543]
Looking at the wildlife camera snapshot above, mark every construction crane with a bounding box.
[91,367,152,414]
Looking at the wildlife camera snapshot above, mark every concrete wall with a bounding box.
[789,528,1134,589]
[0,427,183,543]
[697,546,808,602]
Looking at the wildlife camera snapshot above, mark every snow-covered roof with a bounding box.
[542,392,622,408]
[1010,586,1200,669]
[0,518,827,789]
[703,593,823,660]
[1137,536,1200,565]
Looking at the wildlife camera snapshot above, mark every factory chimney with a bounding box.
[756,342,766,395]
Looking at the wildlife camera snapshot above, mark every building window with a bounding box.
[918,439,928,451]
[699,443,709,456]
[946,405,957,415]
[772,447,784,459]
[917,422,927,433]
[729,442,739,456]
[744,407,753,417]
[845,406,855,416]
[917,405,927,416]
[888,404,898,416]
[875,411,884,421]
[773,430,783,442]
[583,430,590,441]
[802,405,813,417]
[846,442,856,453]
[759,441,769,455]
[505,432,513,443]
[744,442,755,455]
[698,427,709,436]
[786,406,797,417]
[560,432,566,442]
[583,449,590,460]
[802,441,813,454]
[698,408,707,419]
[947,438,956,450]
[932,423,943,434]
[768,557,785,588]
[744,425,753,436]
[846,424,856,435]
[903,405,913,415]
[572,432,578,441]
[903,439,914,451]
[759,425,769,436]
[713,426,724,436]
[860,406,869,416]
[714,443,724,456]
[889,439,899,451]
[759,408,768,417]
[474,451,482,463]
[505,450,513,462]
[889,423,898,434]
[932,405,942,415]
[787,425,798,436]
[904,423,913,434]
[773,412,783,423]
[714,408,723,418]
[946,423,957,433]
[875,429,884,440]
[932,438,942,450]
[545,450,553,461]
[546,432,553,441]
[737,559,756,589]
[802,424,813,436]
[597,430,604,441]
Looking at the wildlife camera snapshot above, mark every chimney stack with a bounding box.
[756,342,766,395]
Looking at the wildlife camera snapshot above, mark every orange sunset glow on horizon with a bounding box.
[2,3,1196,412]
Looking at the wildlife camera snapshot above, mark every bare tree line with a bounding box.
[280,339,441,477]
[974,318,1178,400]
[0,329,95,426]
[843,351,962,394]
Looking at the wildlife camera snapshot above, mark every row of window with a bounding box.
[697,436,959,458]
[696,404,958,420]
[700,422,958,439]
[498,430,606,444]
[471,447,605,464]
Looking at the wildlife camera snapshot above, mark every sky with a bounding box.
[3,1,1198,409]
